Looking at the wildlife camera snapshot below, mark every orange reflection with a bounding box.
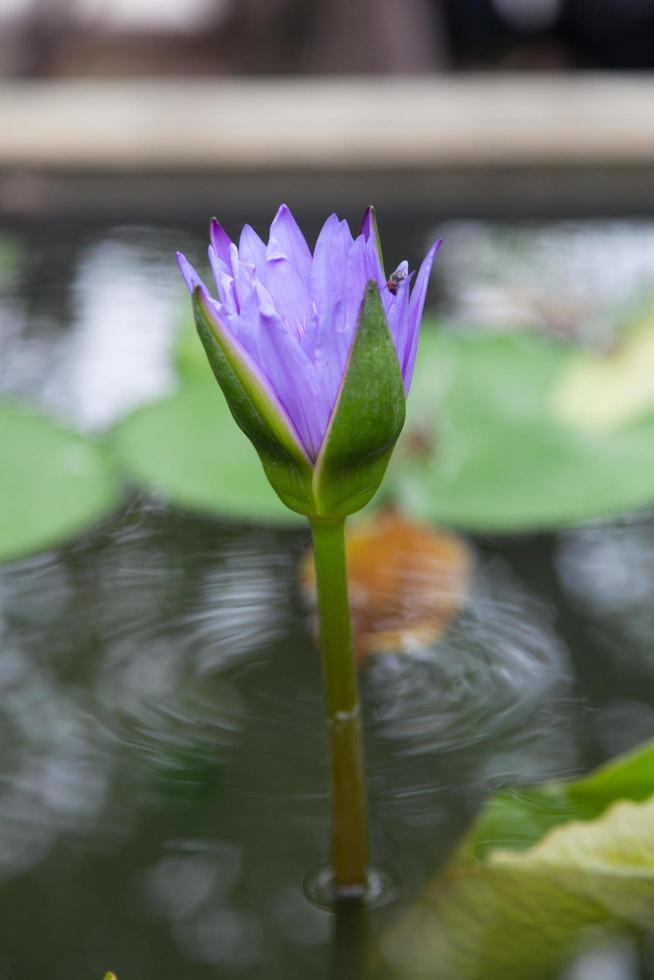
[302,510,472,663]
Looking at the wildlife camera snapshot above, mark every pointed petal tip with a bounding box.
[209,216,225,238]
[270,202,302,234]
[176,251,202,294]
[209,217,233,263]
[359,205,376,239]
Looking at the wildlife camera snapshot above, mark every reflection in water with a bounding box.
[366,557,571,756]
[0,225,193,429]
[66,238,178,429]
[143,843,266,969]
[558,518,654,695]
[0,550,116,879]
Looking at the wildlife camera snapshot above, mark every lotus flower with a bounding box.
[177,205,440,518]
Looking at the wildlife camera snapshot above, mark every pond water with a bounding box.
[3,216,654,979]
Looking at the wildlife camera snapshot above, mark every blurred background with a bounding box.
[4,0,654,76]
[1,0,654,224]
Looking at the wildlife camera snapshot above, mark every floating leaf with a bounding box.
[383,796,654,980]
[301,510,471,662]
[174,314,214,384]
[0,400,120,561]
[552,298,654,433]
[468,737,654,859]
[382,739,654,980]
[111,382,300,524]
[393,326,654,531]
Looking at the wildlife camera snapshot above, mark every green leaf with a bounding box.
[193,289,314,514]
[111,382,300,524]
[394,326,654,531]
[175,312,214,385]
[468,738,654,859]
[313,282,406,517]
[0,401,120,562]
[383,795,654,980]
[552,297,654,432]
[382,742,654,980]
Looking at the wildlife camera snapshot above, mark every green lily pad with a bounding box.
[553,297,654,433]
[0,401,120,561]
[111,382,299,524]
[469,738,654,859]
[382,740,654,980]
[394,325,654,531]
[384,797,654,980]
[175,315,214,385]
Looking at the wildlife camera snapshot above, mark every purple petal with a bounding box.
[359,204,385,273]
[344,236,370,320]
[208,245,236,309]
[361,232,386,301]
[301,299,349,413]
[310,214,353,312]
[359,206,375,242]
[238,289,329,458]
[258,255,311,329]
[176,252,210,296]
[385,262,412,368]
[197,287,311,463]
[402,240,442,394]
[210,218,233,266]
[238,224,267,273]
[268,204,312,279]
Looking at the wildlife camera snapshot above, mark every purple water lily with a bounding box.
[177,205,440,462]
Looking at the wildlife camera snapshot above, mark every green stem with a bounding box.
[310,516,369,898]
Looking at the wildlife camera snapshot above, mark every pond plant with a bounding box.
[177,204,440,899]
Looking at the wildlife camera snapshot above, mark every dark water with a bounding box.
[2,218,654,979]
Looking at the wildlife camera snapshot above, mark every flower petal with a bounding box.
[259,250,311,328]
[359,204,384,271]
[301,299,349,420]
[312,280,405,516]
[176,251,210,296]
[310,214,353,312]
[240,287,329,459]
[402,240,442,394]
[268,204,312,280]
[385,264,413,369]
[194,286,311,468]
[210,218,233,266]
[238,224,267,273]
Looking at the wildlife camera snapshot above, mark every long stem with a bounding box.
[310,516,368,898]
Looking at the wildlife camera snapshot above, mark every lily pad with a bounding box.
[553,297,654,433]
[383,796,654,980]
[394,325,654,531]
[382,739,654,980]
[468,737,654,859]
[111,382,299,524]
[0,400,120,561]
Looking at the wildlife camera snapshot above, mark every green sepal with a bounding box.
[312,281,406,517]
[192,289,315,514]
